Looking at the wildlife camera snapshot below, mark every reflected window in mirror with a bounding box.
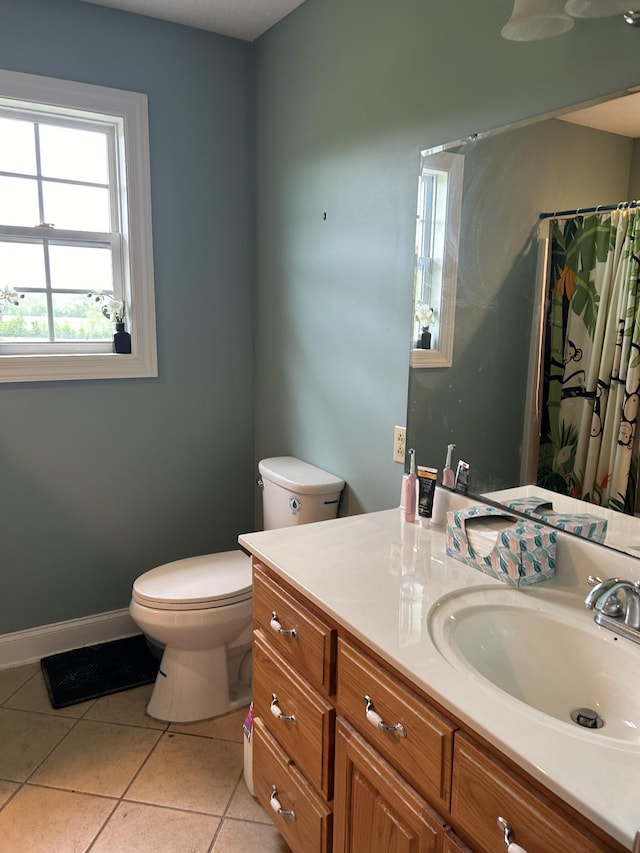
[410,150,463,368]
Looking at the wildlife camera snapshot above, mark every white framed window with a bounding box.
[410,150,463,368]
[0,70,157,382]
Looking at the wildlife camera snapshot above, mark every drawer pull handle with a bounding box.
[364,695,407,738]
[497,817,528,852]
[270,611,298,638]
[270,785,296,820]
[271,693,298,725]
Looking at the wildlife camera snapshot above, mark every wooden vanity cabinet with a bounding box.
[251,559,628,853]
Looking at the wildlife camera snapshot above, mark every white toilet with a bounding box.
[129,456,345,722]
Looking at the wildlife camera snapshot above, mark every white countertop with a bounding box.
[239,499,640,849]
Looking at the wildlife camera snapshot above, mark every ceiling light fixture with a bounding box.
[502,0,640,40]
[565,0,634,15]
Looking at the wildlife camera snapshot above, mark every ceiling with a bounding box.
[76,2,640,135]
[558,90,640,138]
[78,0,308,41]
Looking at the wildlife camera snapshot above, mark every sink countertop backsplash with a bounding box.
[239,490,640,849]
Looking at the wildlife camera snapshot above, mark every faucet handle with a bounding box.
[585,576,623,609]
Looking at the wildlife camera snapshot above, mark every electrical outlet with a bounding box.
[393,426,406,464]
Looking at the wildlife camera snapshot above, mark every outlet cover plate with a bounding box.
[393,426,406,464]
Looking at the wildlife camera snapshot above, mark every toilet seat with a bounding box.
[132,550,252,611]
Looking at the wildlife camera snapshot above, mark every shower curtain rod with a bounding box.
[540,200,639,220]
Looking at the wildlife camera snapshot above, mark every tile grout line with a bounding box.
[0,665,40,706]
[1,674,263,852]
[86,720,248,852]
[0,669,97,829]
[207,768,245,853]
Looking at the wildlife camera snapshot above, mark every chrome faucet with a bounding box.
[584,575,621,609]
[585,575,640,644]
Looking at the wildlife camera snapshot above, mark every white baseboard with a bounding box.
[0,609,139,670]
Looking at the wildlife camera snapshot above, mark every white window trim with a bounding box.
[410,150,463,369]
[0,70,157,383]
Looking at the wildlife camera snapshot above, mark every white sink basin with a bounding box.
[428,587,640,743]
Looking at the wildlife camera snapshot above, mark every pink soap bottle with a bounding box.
[404,448,417,522]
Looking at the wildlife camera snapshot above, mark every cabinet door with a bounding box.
[451,734,623,853]
[253,564,336,695]
[334,718,447,853]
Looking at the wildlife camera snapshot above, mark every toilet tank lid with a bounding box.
[259,456,345,495]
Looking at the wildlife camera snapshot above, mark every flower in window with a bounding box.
[0,286,24,317]
[88,291,125,323]
[415,303,435,329]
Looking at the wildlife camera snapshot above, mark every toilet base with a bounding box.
[146,644,249,722]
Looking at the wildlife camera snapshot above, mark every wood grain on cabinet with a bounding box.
[451,733,625,853]
[336,638,454,814]
[334,718,447,853]
[253,563,336,695]
[253,717,332,853]
[442,832,474,853]
[253,628,335,799]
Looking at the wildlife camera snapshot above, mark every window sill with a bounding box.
[0,350,158,383]
[410,347,452,368]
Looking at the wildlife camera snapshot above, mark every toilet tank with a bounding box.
[258,456,345,530]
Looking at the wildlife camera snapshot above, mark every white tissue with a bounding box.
[508,843,528,853]
[465,515,517,559]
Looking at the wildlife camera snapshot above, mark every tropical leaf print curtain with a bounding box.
[537,208,640,513]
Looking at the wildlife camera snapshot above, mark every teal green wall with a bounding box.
[0,0,255,632]
[3,0,640,634]
[254,0,640,513]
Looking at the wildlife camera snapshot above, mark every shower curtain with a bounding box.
[537,208,640,513]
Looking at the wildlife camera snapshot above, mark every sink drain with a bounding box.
[570,707,604,729]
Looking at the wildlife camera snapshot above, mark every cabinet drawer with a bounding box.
[253,629,335,798]
[253,717,332,853]
[336,638,454,813]
[451,734,622,853]
[253,563,336,695]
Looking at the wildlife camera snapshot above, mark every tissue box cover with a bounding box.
[504,496,607,545]
[445,505,556,587]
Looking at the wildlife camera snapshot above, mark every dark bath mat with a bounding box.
[41,634,159,709]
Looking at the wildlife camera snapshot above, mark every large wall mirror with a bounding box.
[407,84,640,559]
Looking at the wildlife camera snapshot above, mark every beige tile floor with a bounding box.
[0,662,291,853]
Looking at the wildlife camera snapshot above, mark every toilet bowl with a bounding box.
[130,550,252,722]
[129,456,345,723]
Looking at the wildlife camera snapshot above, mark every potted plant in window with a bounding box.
[415,303,435,349]
[88,292,131,354]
